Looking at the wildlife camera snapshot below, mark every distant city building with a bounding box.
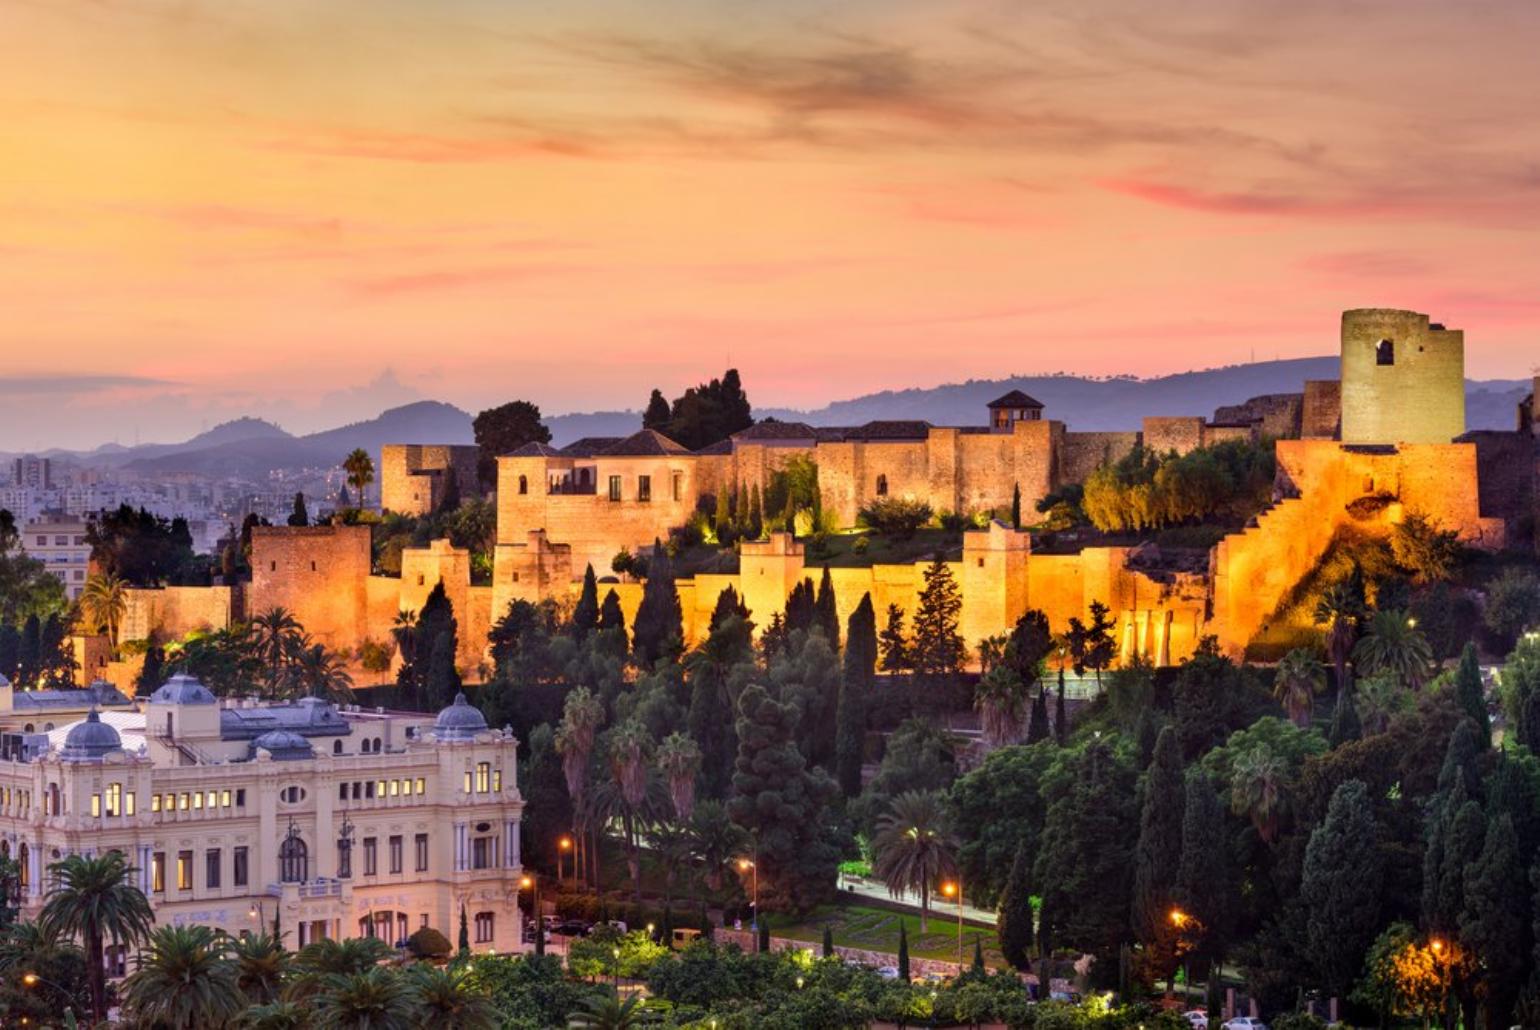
[12,455,52,490]
[20,513,91,599]
[0,677,527,963]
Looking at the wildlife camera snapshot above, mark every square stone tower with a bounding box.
[1340,309,1466,446]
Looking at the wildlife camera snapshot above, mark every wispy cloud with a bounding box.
[0,374,175,396]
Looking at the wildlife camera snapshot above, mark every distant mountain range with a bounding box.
[8,358,1531,477]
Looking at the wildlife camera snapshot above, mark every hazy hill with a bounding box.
[17,363,1529,474]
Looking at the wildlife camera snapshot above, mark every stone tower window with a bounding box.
[518,475,528,495]
[1376,339,1395,366]
[876,474,889,497]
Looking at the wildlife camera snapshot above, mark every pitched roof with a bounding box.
[844,420,934,441]
[732,420,819,442]
[507,441,565,458]
[987,389,1045,409]
[600,428,692,457]
[560,436,622,458]
[694,438,735,456]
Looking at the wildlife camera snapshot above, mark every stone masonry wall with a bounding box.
[120,585,236,645]
[1302,380,1342,439]
[1340,309,1465,445]
[249,525,372,654]
[381,444,479,517]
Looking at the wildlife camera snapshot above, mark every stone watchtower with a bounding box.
[1339,309,1466,446]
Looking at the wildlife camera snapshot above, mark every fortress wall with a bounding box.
[1340,309,1465,445]
[1144,417,1207,456]
[399,539,483,669]
[1204,424,1258,447]
[1059,431,1141,484]
[492,532,574,624]
[381,444,479,516]
[120,585,235,645]
[1213,394,1303,439]
[1302,380,1342,439]
[926,429,963,516]
[365,575,400,643]
[249,525,372,653]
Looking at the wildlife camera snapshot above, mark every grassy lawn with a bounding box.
[768,901,1003,967]
[811,529,964,568]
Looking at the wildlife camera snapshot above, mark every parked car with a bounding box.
[1183,1012,1209,1029]
[1222,1018,1268,1030]
[551,920,591,938]
[875,966,901,980]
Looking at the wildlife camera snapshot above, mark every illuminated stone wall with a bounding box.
[120,585,237,645]
[1340,309,1465,445]
[380,444,479,516]
[249,526,373,654]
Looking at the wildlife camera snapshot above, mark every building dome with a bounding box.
[150,674,217,705]
[250,730,314,760]
[433,693,487,741]
[59,709,123,761]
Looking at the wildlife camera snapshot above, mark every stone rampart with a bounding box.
[120,585,236,645]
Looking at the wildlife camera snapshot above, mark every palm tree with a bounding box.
[120,924,245,1030]
[234,1001,311,1029]
[407,964,499,1030]
[343,449,375,506]
[649,821,697,912]
[80,572,128,643]
[1355,671,1411,735]
[871,790,958,932]
[687,800,748,901]
[1273,648,1326,727]
[285,640,355,702]
[598,719,656,900]
[1314,578,1365,693]
[1353,609,1434,690]
[0,920,86,1017]
[1229,746,1286,844]
[311,967,420,1030]
[973,665,1030,748]
[655,731,701,823]
[251,606,306,695]
[231,929,291,1004]
[557,686,605,886]
[39,851,155,1023]
[567,994,657,1028]
[289,936,393,997]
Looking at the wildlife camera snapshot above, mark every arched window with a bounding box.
[16,843,27,891]
[373,737,382,753]
[333,740,344,755]
[518,475,528,495]
[875,474,888,497]
[279,833,308,883]
[1376,338,1395,366]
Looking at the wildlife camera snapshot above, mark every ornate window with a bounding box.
[279,828,309,883]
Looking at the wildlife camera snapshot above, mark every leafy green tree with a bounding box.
[0,920,90,1025]
[912,557,966,712]
[1300,779,1382,999]
[573,564,600,640]
[643,388,672,430]
[1351,922,1443,1028]
[1027,687,1051,744]
[1034,739,1138,982]
[650,369,752,451]
[409,963,501,1030]
[459,904,470,955]
[859,498,933,540]
[343,448,375,504]
[1452,643,1490,750]
[836,594,877,797]
[1314,573,1366,692]
[1390,511,1460,585]
[1483,567,1540,650]
[632,539,682,667]
[313,966,422,1030]
[727,683,841,912]
[1328,686,1362,747]
[40,851,155,1024]
[949,742,1053,908]
[1131,727,1184,984]
[1459,814,1525,1028]
[879,603,911,672]
[120,924,244,1030]
[748,484,764,539]
[872,790,958,931]
[472,399,551,488]
[1066,600,1117,688]
[997,838,1035,970]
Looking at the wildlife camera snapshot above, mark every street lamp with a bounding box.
[21,972,75,1023]
[521,875,543,956]
[737,856,759,943]
[559,835,573,889]
[941,879,963,967]
[1431,938,1452,1026]
[612,945,621,990]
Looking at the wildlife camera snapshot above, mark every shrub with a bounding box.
[858,498,933,540]
[1484,566,1540,649]
[356,638,393,674]
[406,926,452,959]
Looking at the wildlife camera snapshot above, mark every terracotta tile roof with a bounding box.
[506,442,565,458]
[844,420,934,441]
[987,389,1045,409]
[732,419,819,442]
[560,437,622,457]
[600,429,692,457]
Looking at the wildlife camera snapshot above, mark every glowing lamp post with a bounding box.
[737,856,759,946]
[941,879,964,966]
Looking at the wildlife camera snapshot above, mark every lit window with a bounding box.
[164,793,175,812]
[464,771,472,794]
[105,784,122,817]
[192,792,202,810]
[151,794,162,813]
[90,794,101,818]
[176,851,192,890]
[415,777,426,794]
[474,912,495,943]
[206,791,217,809]
[475,763,490,793]
[389,780,399,797]
[125,792,135,816]
[376,780,386,799]
[492,769,502,793]
[221,790,231,807]
[179,793,190,811]
[152,852,165,892]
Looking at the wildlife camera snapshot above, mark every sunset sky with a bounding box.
[3,0,1539,449]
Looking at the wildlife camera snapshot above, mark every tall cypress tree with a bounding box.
[1175,771,1232,971]
[997,838,1035,970]
[458,903,470,955]
[1301,780,1382,1000]
[572,564,599,640]
[1027,688,1051,744]
[748,484,763,539]
[1328,685,1361,747]
[598,588,625,635]
[287,492,308,527]
[822,925,835,959]
[632,539,682,667]
[1438,718,1485,800]
[897,922,911,982]
[709,585,748,633]
[713,488,731,538]
[1011,483,1022,529]
[1459,814,1525,1028]
[784,579,816,635]
[643,388,671,431]
[425,633,462,712]
[1454,644,1491,749]
[1131,727,1184,983]
[1423,781,1485,936]
[836,595,877,796]
[815,567,840,650]
[1054,667,1068,745]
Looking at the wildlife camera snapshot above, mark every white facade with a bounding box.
[0,678,527,965]
[20,514,91,599]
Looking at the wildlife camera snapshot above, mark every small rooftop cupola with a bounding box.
[149,674,217,705]
[986,390,1045,432]
[59,708,123,762]
[250,730,314,761]
[433,692,488,742]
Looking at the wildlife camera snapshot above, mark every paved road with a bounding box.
[837,874,998,926]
